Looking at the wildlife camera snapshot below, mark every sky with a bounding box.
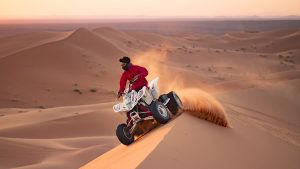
[1,0,300,20]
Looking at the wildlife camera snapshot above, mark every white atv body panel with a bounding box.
[113,77,159,113]
[148,77,159,99]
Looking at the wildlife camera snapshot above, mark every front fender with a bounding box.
[113,89,142,112]
[113,103,128,112]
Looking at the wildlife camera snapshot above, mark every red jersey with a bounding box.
[119,64,148,93]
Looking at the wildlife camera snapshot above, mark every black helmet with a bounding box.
[119,56,130,64]
[119,56,131,70]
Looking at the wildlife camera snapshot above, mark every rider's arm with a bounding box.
[119,73,127,93]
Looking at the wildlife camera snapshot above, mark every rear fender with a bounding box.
[148,77,159,99]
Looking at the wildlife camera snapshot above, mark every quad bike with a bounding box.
[113,77,182,145]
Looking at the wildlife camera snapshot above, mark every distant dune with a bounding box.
[0,27,125,108]
[0,31,69,58]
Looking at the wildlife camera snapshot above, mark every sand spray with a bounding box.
[133,48,230,127]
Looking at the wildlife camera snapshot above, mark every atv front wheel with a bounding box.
[166,91,183,115]
[116,124,134,145]
[150,101,170,124]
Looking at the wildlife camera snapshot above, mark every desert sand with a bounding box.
[0,21,299,169]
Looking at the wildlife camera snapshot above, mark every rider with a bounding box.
[117,56,149,98]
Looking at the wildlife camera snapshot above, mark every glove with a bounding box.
[117,91,123,98]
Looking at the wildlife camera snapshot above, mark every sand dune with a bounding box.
[93,27,135,42]
[183,29,300,53]
[83,107,299,169]
[93,27,142,53]
[127,31,184,47]
[81,120,176,169]
[65,28,125,57]
[225,29,300,40]
[0,28,125,108]
[0,25,299,169]
[0,31,70,58]
[0,102,123,169]
[137,112,299,169]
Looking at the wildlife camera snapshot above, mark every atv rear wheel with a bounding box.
[116,124,134,145]
[158,94,168,104]
[166,91,183,115]
[150,101,170,124]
